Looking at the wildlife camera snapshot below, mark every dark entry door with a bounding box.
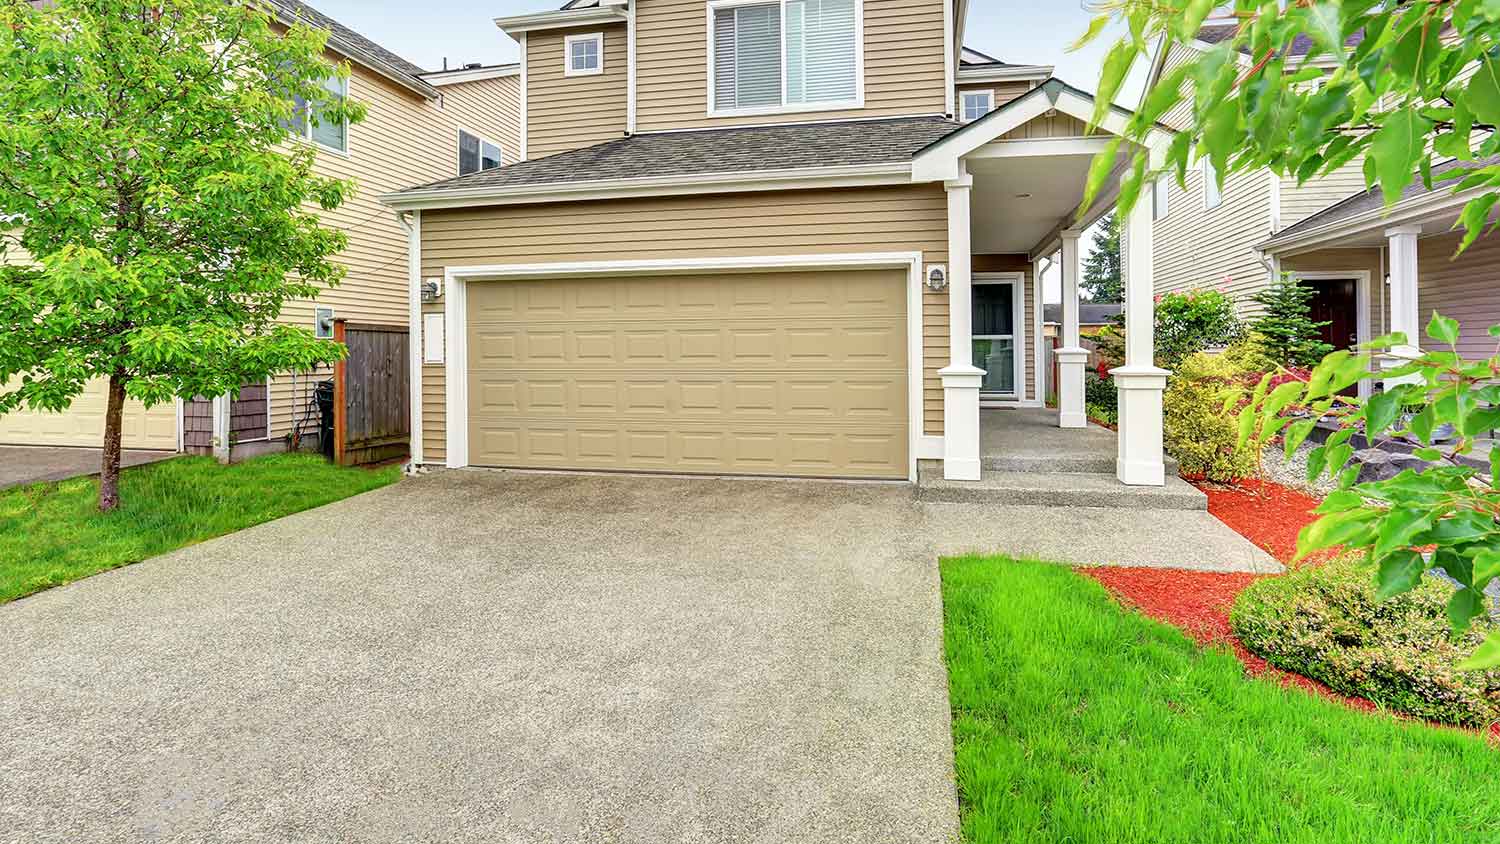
[1305,277,1359,350]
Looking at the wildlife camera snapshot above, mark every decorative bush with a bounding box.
[1084,370,1116,417]
[1163,347,1259,480]
[1155,289,1242,368]
[1232,558,1500,728]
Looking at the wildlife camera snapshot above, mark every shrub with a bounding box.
[1156,288,1242,368]
[1232,558,1500,728]
[1248,274,1335,366]
[1086,402,1117,426]
[1084,370,1116,416]
[1163,347,1259,480]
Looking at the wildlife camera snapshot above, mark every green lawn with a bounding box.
[942,556,1500,844]
[0,453,400,604]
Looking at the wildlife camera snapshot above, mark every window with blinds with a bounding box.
[712,0,858,113]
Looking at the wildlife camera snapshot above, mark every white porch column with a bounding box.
[1056,229,1088,428]
[1384,225,1422,386]
[939,164,984,481]
[1111,196,1170,486]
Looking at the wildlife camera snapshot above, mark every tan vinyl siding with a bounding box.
[1157,42,1201,132]
[525,24,628,159]
[1152,162,1274,310]
[1417,231,1500,360]
[998,111,1090,141]
[1279,158,1367,229]
[974,254,1036,400]
[634,0,946,132]
[954,81,1033,121]
[266,54,515,442]
[442,75,523,168]
[417,184,950,458]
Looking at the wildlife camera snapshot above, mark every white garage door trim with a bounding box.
[442,252,938,482]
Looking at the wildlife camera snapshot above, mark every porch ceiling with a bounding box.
[969,153,1095,255]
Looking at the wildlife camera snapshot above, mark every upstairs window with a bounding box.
[711,0,859,114]
[285,74,349,153]
[1202,156,1222,209]
[565,32,603,76]
[458,130,503,176]
[961,90,993,122]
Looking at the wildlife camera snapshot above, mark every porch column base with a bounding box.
[1055,347,1089,429]
[940,364,985,481]
[1111,365,1169,487]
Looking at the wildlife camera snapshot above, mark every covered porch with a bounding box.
[914,79,1173,488]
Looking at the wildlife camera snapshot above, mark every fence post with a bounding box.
[333,318,347,466]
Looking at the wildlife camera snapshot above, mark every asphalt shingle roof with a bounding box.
[395,115,963,195]
[1272,155,1500,242]
[1196,22,1365,57]
[267,0,432,86]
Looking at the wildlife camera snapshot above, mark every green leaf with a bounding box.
[1306,443,1328,482]
[1412,446,1443,461]
[1457,631,1500,671]
[1370,108,1432,205]
[1373,507,1433,559]
[1298,509,1378,557]
[1455,194,1500,254]
[1082,137,1124,213]
[1466,55,1500,128]
[1474,549,1500,588]
[1236,403,1257,450]
[1374,550,1426,600]
[1314,489,1363,514]
[1283,418,1317,458]
[1364,389,1402,440]
[1297,3,1345,59]
[1447,588,1487,633]
[1426,312,1460,346]
[1069,14,1111,52]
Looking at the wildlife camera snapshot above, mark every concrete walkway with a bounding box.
[0,445,176,491]
[0,470,1275,843]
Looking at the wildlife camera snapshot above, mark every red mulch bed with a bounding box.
[1083,476,1499,741]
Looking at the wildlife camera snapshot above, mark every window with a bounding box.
[458,129,503,176]
[565,33,603,76]
[1202,156,1222,209]
[285,74,349,153]
[1152,176,1169,221]
[711,0,859,114]
[961,90,993,123]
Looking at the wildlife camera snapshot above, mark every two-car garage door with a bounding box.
[0,379,177,450]
[465,269,909,479]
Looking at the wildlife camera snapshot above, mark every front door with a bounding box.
[1305,277,1359,351]
[972,281,1017,396]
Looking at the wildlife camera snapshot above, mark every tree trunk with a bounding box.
[98,373,127,513]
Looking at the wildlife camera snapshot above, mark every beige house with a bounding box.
[0,0,519,456]
[1138,24,1500,396]
[384,0,1174,487]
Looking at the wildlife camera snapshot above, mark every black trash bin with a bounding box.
[315,380,335,460]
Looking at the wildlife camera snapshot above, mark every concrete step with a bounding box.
[916,463,1208,511]
[981,452,1182,476]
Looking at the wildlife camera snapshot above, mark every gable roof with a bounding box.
[267,0,439,99]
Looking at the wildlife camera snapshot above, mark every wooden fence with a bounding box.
[334,320,410,467]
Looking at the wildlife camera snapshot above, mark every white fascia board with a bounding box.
[956,65,1054,85]
[1258,189,1475,255]
[380,162,913,211]
[420,65,520,86]
[495,7,626,35]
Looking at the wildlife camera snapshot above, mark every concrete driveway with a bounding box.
[0,445,175,490]
[0,469,1274,843]
[0,471,961,844]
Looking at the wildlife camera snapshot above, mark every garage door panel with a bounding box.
[0,379,175,450]
[467,270,908,479]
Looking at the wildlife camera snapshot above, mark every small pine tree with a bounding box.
[1248,274,1333,367]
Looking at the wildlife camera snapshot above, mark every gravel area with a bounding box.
[1258,441,1340,497]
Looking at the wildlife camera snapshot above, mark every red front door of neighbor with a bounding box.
[1305,277,1359,395]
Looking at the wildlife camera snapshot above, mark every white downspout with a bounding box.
[399,210,424,468]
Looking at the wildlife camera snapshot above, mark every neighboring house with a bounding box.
[1138,22,1494,396]
[383,0,1175,487]
[1042,303,1122,339]
[0,0,520,456]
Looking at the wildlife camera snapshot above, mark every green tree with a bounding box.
[1080,1,1500,254]
[1081,212,1122,302]
[1248,274,1334,367]
[0,0,364,511]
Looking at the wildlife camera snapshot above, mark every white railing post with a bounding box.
[1056,229,1087,428]
[1111,196,1169,486]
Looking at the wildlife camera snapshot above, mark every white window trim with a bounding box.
[563,32,604,77]
[704,0,865,119]
[289,74,351,157]
[960,89,994,123]
[1152,175,1169,221]
[1202,156,1222,210]
[456,126,506,176]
